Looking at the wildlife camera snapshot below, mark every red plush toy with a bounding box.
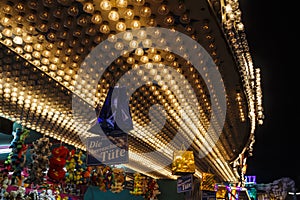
[47,146,69,183]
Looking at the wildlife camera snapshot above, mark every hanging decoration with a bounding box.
[200,172,216,191]
[65,149,77,184]
[47,145,69,183]
[110,167,125,193]
[96,86,133,134]
[130,173,145,196]
[25,137,52,186]
[144,178,161,200]
[5,128,30,185]
[171,145,195,175]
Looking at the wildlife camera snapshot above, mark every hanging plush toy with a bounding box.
[7,128,30,185]
[145,178,161,200]
[65,149,76,184]
[130,173,144,196]
[25,137,52,186]
[95,165,112,192]
[83,166,92,185]
[110,168,125,193]
[47,146,69,183]
[65,149,85,184]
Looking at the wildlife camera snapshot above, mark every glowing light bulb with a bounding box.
[91,12,103,24]
[100,24,110,34]
[158,4,169,15]
[140,6,151,18]
[116,21,126,32]
[83,2,94,13]
[108,10,120,21]
[116,0,128,8]
[123,32,133,41]
[100,0,112,11]
[131,20,141,29]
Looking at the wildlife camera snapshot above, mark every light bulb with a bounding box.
[140,6,151,18]
[83,2,94,13]
[100,0,112,11]
[131,20,141,29]
[158,4,169,15]
[100,24,110,34]
[108,10,120,21]
[116,21,126,32]
[116,0,128,8]
[124,8,134,19]
[91,12,103,24]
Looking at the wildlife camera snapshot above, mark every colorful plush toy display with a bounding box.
[25,137,52,186]
[130,173,144,196]
[65,149,76,184]
[110,168,125,193]
[65,150,85,184]
[145,178,161,200]
[83,166,92,185]
[6,128,30,185]
[47,145,69,183]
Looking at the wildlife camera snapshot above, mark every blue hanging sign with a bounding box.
[86,132,129,165]
[177,174,193,193]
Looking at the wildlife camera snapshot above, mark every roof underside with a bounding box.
[0,0,262,182]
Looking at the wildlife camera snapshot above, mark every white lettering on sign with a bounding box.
[98,148,126,162]
[88,140,102,148]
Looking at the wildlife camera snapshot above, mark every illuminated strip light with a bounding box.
[219,0,260,133]
[236,92,246,122]
[288,192,300,195]
[125,151,203,180]
[0,145,11,154]
[126,151,177,179]
[255,68,264,125]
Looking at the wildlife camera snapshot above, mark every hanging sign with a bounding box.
[177,174,193,193]
[86,132,129,165]
[202,190,216,200]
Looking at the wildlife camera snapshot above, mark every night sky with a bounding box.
[239,0,300,187]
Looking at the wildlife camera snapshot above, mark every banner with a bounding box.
[177,174,193,193]
[86,132,129,165]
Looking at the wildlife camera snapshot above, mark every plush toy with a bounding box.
[25,137,52,186]
[47,146,69,183]
[0,185,8,200]
[83,166,92,185]
[74,169,84,185]
[103,166,114,191]
[110,168,125,193]
[130,173,144,196]
[145,178,161,200]
[65,149,85,185]
[46,189,56,200]
[7,128,30,185]
[65,150,76,184]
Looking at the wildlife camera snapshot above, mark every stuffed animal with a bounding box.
[110,168,125,193]
[0,185,8,200]
[7,128,30,185]
[130,173,144,195]
[47,146,69,183]
[145,178,161,200]
[25,137,52,186]
[83,166,92,185]
[65,152,76,184]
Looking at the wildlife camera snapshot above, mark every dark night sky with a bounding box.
[239,0,300,187]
